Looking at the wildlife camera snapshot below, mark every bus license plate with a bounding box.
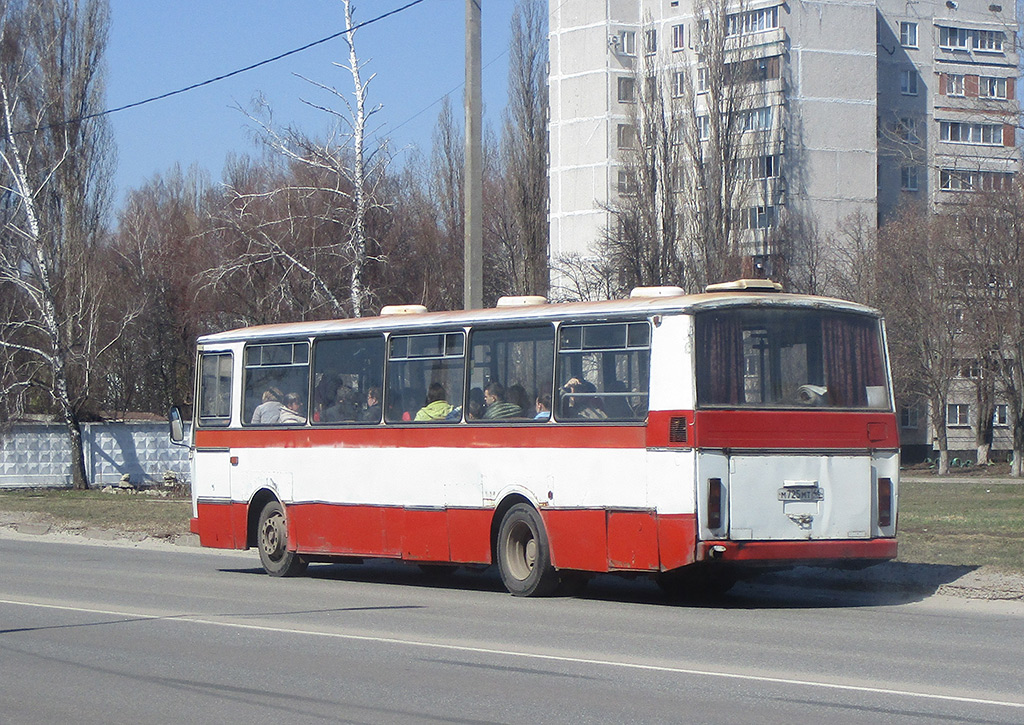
[778,486,824,502]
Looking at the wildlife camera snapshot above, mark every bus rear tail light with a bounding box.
[708,477,723,530]
[877,477,893,528]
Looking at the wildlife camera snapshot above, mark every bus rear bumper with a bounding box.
[696,538,897,565]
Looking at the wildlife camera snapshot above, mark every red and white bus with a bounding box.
[171,280,898,596]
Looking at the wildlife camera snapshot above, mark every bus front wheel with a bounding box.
[257,500,308,577]
[496,504,560,597]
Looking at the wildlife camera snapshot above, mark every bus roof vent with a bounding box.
[629,286,685,298]
[705,279,783,293]
[380,304,429,315]
[496,295,548,307]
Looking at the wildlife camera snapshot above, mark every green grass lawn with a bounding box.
[2,480,1022,573]
[897,480,1024,572]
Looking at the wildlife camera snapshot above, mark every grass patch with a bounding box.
[897,480,1024,572]
[0,488,191,539]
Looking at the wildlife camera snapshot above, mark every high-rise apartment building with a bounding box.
[877,0,1018,219]
[548,0,1019,272]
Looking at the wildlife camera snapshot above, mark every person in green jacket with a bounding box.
[415,382,454,421]
[483,381,522,419]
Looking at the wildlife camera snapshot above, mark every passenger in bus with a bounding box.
[534,393,552,420]
[322,385,360,422]
[483,381,522,419]
[507,384,530,415]
[414,382,454,421]
[278,392,307,424]
[458,387,485,420]
[251,387,284,425]
[362,386,382,423]
[561,378,607,419]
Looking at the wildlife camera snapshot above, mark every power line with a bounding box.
[13,0,427,135]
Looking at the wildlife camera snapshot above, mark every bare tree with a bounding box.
[946,186,1024,474]
[223,0,389,319]
[874,205,961,474]
[107,164,213,414]
[0,0,122,488]
[496,0,549,297]
[599,0,782,295]
[601,31,685,295]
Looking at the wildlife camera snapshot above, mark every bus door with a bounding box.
[725,453,873,541]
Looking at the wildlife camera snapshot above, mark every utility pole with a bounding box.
[464,0,483,309]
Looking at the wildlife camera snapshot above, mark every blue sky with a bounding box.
[106,1,515,205]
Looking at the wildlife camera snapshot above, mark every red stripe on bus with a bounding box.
[690,410,900,449]
[194,500,697,572]
[194,424,647,450]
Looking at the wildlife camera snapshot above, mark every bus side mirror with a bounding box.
[169,406,186,445]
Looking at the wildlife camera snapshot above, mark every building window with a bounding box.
[617,169,636,195]
[939,26,1004,52]
[980,76,1007,99]
[900,405,919,429]
[617,123,636,149]
[940,121,1002,146]
[618,30,636,56]
[899,21,918,48]
[940,169,1014,192]
[672,70,686,97]
[696,66,708,93]
[617,76,635,103]
[738,205,777,230]
[900,69,918,95]
[671,24,685,51]
[994,404,1009,427]
[947,403,971,427]
[901,166,919,191]
[973,29,1004,52]
[697,115,710,141]
[739,154,779,179]
[939,26,970,50]
[896,117,918,143]
[644,29,657,55]
[946,73,965,96]
[726,6,779,37]
[739,107,772,132]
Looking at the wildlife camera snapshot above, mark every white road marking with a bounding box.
[3,597,1022,711]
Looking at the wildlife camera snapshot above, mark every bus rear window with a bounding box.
[695,309,889,409]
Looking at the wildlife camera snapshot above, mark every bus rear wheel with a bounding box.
[257,500,308,577]
[496,504,560,597]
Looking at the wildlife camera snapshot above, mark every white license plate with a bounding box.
[778,486,824,502]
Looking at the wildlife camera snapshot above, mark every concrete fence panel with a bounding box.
[0,422,190,488]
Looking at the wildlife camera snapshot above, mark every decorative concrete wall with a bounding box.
[0,422,190,488]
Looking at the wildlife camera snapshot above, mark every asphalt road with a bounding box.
[1,535,1023,724]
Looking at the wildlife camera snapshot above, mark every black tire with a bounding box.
[256,500,308,577]
[496,503,560,597]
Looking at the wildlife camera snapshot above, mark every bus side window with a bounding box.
[198,352,232,427]
[243,342,311,426]
[556,322,650,422]
[468,325,555,423]
[312,335,385,425]
[385,332,465,424]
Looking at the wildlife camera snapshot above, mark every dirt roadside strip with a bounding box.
[3,505,1022,603]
